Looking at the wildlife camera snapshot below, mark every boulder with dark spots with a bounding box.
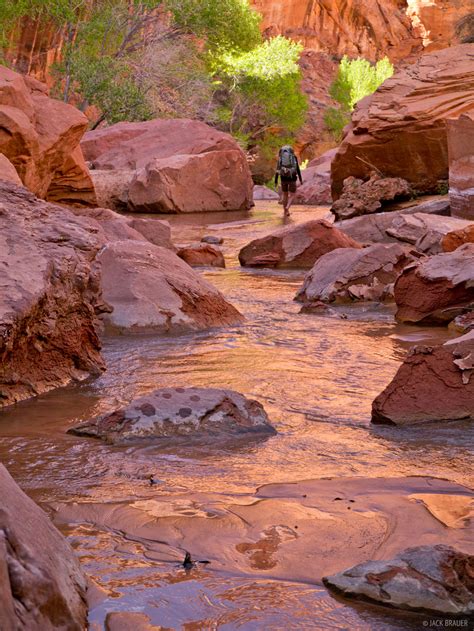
[0,463,88,630]
[177,244,225,268]
[323,545,474,615]
[394,244,474,325]
[239,219,361,269]
[296,243,414,307]
[97,240,243,334]
[331,173,412,221]
[442,224,474,253]
[69,387,276,444]
[0,182,106,407]
[371,331,474,425]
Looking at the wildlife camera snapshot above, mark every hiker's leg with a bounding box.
[282,191,289,212]
[286,192,295,212]
[285,182,297,215]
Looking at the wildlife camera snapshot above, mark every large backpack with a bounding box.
[279,146,297,179]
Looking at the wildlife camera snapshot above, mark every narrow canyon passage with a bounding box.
[0,202,472,629]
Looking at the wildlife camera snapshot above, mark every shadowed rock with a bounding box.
[323,545,474,615]
[69,387,276,444]
[371,331,474,425]
[0,463,87,629]
[394,244,474,325]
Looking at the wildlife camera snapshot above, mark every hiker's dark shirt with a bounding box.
[275,157,303,186]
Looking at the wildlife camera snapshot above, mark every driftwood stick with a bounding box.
[355,155,384,177]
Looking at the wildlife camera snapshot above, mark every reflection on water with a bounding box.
[0,202,472,629]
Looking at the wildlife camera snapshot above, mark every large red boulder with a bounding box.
[394,244,474,325]
[239,219,361,269]
[447,111,474,220]
[372,331,474,426]
[81,119,254,213]
[331,44,474,199]
[0,65,96,205]
[0,464,88,630]
[0,182,106,407]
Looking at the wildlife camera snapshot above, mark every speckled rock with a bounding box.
[69,387,276,444]
[323,545,474,615]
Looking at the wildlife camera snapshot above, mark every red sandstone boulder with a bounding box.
[97,240,243,334]
[447,111,474,220]
[296,243,413,306]
[127,217,174,250]
[331,45,474,199]
[69,387,275,445]
[253,185,279,201]
[0,65,96,205]
[239,219,361,269]
[394,244,474,325]
[0,153,21,184]
[81,119,253,213]
[294,148,335,205]
[177,244,225,268]
[371,331,474,425]
[0,182,106,407]
[331,173,412,220]
[0,464,88,630]
[442,224,474,252]
[323,545,474,614]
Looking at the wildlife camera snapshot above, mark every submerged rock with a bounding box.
[0,463,87,629]
[98,240,242,334]
[82,119,253,213]
[331,173,412,221]
[371,331,474,425]
[296,243,413,306]
[177,244,225,268]
[0,182,106,407]
[69,387,275,444]
[239,219,360,269]
[394,244,474,325]
[323,545,474,615]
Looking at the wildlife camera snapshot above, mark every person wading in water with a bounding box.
[275,145,303,217]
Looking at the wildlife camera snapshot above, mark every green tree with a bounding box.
[325,55,394,141]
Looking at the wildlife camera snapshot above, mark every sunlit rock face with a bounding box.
[406,0,474,51]
[252,0,422,62]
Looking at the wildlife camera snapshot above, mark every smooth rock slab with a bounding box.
[323,545,474,615]
[371,330,474,425]
[296,243,413,306]
[239,219,360,269]
[97,240,242,334]
[0,463,87,630]
[69,387,276,444]
[394,243,474,324]
[386,213,472,254]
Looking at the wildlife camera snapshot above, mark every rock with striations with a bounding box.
[331,45,474,199]
[296,243,414,307]
[331,173,412,220]
[97,240,242,334]
[81,119,253,213]
[0,463,87,630]
[239,219,360,269]
[69,387,276,444]
[372,330,474,425]
[447,111,474,220]
[293,148,336,205]
[323,545,474,614]
[385,213,472,254]
[0,65,95,206]
[0,182,106,407]
[443,224,474,253]
[177,243,225,268]
[394,244,474,325]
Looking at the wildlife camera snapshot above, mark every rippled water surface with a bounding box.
[1,202,472,630]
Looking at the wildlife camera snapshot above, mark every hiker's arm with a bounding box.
[296,160,303,184]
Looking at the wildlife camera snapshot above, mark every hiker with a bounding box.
[275,145,303,216]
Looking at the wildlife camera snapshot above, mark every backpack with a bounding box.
[279,146,297,179]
